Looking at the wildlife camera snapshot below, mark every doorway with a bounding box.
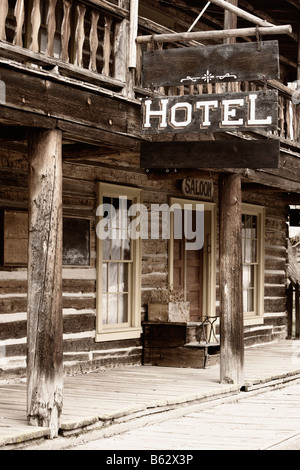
[169,198,216,322]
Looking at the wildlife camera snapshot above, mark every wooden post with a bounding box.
[27,129,63,438]
[129,0,138,68]
[223,1,238,91]
[224,0,238,45]
[296,282,300,339]
[219,173,244,386]
[287,283,294,339]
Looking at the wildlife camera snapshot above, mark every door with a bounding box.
[173,210,204,322]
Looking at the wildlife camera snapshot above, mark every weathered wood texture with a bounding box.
[1,342,300,449]
[0,67,141,141]
[140,140,280,169]
[223,0,238,46]
[219,173,244,385]
[142,41,279,88]
[27,129,63,437]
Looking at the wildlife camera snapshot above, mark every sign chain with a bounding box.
[151,34,156,53]
[256,25,262,52]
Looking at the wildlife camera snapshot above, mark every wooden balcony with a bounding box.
[0,0,299,146]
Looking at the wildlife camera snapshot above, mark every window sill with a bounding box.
[244,316,264,326]
[95,327,142,342]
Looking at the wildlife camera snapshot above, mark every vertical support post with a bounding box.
[223,0,238,44]
[128,0,139,68]
[297,23,300,81]
[219,173,244,386]
[287,283,294,339]
[223,1,238,91]
[27,129,63,438]
[296,282,300,339]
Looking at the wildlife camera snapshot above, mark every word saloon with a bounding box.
[141,90,278,134]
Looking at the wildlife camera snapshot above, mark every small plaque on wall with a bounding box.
[182,178,214,200]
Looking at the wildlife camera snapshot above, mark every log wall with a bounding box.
[0,147,289,380]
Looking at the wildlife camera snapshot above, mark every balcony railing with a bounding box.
[0,0,299,144]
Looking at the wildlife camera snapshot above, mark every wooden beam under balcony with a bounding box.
[0,65,142,149]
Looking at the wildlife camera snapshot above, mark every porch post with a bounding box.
[27,128,63,438]
[219,173,244,385]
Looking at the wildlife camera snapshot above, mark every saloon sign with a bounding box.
[141,90,278,134]
[182,178,214,199]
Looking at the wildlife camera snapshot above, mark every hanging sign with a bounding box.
[142,40,279,88]
[141,90,278,135]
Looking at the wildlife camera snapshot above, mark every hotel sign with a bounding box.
[141,90,278,135]
[140,41,280,169]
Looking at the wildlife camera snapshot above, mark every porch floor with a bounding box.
[1,340,300,449]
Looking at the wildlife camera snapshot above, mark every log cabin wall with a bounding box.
[0,142,290,380]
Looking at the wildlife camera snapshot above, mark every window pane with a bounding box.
[103,238,110,260]
[247,289,254,312]
[251,239,257,263]
[102,294,108,324]
[118,294,128,323]
[108,263,118,293]
[102,264,108,292]
[243,265,254,289]
[119,263,129,292]
[107,294,118,324]
[122,238,131,260]
[111,236,121,260]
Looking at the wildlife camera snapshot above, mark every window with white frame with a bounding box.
[96,182,142,342]
[242,204,265,323]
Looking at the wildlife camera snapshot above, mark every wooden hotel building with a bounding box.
[0,0,299,434]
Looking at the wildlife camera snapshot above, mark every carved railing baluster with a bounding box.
[13,0,25,46]
[61,0,72,63]
[46,0,58,57]
[102,16,112,76]
[30,0,41,52]
[89,10,99,72]
[75,4,86,67]
[114,19,127,82]
[279,95,285,138]
[0,0,9,40]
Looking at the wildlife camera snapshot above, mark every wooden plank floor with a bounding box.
[77,382,300,450]
[1,340,300,448]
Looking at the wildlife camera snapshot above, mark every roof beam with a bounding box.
[287,0,300,10]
